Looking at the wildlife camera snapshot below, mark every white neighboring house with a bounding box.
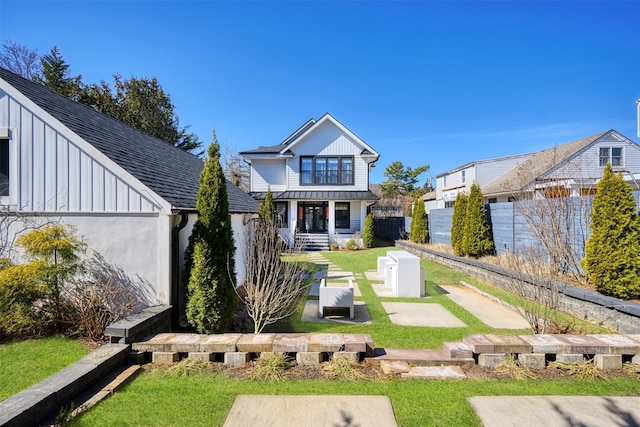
[0,67,259,328]
[432,130,640,208]
[240,113,379,249]
[482,130,640,200]
[435,153,534,208]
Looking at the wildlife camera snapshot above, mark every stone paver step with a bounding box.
[401,365,467,379]
[367,348,475,367]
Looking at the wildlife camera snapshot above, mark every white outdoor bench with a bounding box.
[318,278,355,319]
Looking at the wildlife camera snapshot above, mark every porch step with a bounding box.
[296,233,330,251]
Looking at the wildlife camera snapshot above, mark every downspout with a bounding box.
[171,211,189,330]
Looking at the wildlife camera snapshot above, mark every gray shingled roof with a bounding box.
[0,67,258,213]
[249,190,378,201]
[483,131,610,196]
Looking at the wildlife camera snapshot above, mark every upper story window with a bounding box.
[461,170,466,184]
[599,147,623,168]
[443,176,447,188]
[300,156,354,185]
[0,137,9,197]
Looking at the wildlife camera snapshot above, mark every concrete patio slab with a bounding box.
[315,271,355,281]
[469,396,640,427]
[439,285,530,329]
[381,302,467,327]
[223,395,397,427]
[309,280,362,297]
[372,282,395,298]
[365,270,382,281]
[301,300,371,324]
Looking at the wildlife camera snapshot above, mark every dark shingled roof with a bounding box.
[0,67,258,213]
[249,191,379,201]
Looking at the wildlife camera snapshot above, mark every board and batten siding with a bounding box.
[250,159,286,192]
[284,121,370,192]
[0,90,161,213]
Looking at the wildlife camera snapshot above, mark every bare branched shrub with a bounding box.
[239,219,312,333]
[497,245,564,334]
[512,151,596,284]
[0,204,51,261]
[64,253,155,341]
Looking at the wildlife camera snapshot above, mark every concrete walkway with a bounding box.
[470,396,640,427]
[224,395,397,427]
[439,284,530,329]
[381,302,467,327]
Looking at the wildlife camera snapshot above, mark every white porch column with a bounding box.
[359,201,367,233]
[328,200,336,237]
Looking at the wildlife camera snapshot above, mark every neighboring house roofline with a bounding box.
[436,152,536,178]
[482,130,633,197]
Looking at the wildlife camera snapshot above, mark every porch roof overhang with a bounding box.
[249,190,379,201]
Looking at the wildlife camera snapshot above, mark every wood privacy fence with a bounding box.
[427,195,631,258]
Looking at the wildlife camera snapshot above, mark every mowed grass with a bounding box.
[265,246,609,348]
[70,371,640,427]
[0,336,90,401]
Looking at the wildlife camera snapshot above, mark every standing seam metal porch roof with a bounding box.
[249,191,379,201]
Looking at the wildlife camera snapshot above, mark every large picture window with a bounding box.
[0,139,8,197]
[599,147,623,167]
[335,202,351,229]
[300,156,354,185]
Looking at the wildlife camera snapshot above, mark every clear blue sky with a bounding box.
[1,1,639,185]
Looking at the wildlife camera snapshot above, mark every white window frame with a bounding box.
[461,170,466,184]
[599,146,624,168]
[0,128,14,206]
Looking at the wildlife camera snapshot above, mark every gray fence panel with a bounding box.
[486,203,514,255]
[428,208,453,245]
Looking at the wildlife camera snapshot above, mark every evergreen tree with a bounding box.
[185,137,237,333]
[38,46,83,100]
[462,184,494,257]
[451,192,468,256]
[582,163,640,299]
[363,213,375,248]
[410,196,429,244]
[259,186,276,224]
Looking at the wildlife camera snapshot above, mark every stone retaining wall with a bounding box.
[131,332,375,366]
[396,241,640,334]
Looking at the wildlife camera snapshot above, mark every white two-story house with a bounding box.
[240,113,379,249]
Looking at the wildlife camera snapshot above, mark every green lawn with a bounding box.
[70,371,639,427]
[0,336,90,401]
[30,245,636,426]
[264,246,608,349]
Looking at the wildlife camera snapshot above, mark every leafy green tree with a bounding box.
[83,75,202,154]
[582,163,640,299]
[409,196,428,244]
[37,46,83,99]
[450,192,468,256]
[363,213,375,248]
[379,161,430,198]
[185,138,237,333]
[462,184,494,257]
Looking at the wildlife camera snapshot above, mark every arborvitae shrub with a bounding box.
[451,192,468,256]
[363,213,375,248]
[185,141,237,333]
[410,196,428,244]
[462,184,494,257]
[582,163,640,299]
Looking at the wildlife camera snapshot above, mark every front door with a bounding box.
[298,201,328,233]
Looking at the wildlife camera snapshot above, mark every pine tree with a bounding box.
[462,184,494,257]
[185,137,237,333]
[582,163,640,299]
[451,192,468,256]
[363,213,375,248]
[410,196,429,243]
